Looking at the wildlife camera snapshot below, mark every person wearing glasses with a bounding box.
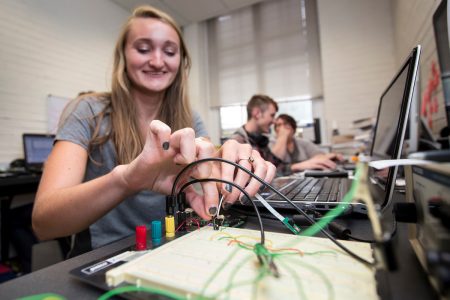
[271,114,342,173]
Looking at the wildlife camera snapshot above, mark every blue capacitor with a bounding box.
[151,220,162,246]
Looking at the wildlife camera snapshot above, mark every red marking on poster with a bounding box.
[421,61,441,129]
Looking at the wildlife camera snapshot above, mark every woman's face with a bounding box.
[125,18,181,95]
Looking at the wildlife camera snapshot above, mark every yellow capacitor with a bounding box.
[165,215,175,237]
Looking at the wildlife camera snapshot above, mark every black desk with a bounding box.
[0,173,41,261]
[0,208,439,300]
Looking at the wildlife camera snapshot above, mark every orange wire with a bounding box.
[267,247,304,256]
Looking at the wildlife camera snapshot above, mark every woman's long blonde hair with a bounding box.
[90,5,193,164]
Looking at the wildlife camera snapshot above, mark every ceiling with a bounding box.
[110,0,267,27]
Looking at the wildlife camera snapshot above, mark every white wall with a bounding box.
[393,0,447,135]
[317,0,397,142]
[0,0,128,165]
[183,23,221,144]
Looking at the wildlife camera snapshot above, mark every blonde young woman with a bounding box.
[32,6,275,253]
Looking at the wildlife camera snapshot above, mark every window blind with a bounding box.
[207,0,322,107]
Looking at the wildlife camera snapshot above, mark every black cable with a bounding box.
[347,234,376,243]
[178,178,265,245]
[170,157,375,267]
[348,217,397,243]
[230,206,280,221]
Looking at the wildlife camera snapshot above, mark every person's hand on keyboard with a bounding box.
[290,156,337,172]
[321,152,345,162]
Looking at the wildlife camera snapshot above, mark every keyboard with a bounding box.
[259,177,349,203]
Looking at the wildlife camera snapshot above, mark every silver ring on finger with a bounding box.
[238,156,254,164]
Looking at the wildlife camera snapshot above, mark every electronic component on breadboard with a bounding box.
[135,225,147,251]
[213,215,224,230]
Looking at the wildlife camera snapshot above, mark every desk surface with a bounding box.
[0,173,41,262]
[0,173,41,197]
[0,215,438,300]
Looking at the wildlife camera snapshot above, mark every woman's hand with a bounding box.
[212,139,277,209]
[115,121,276,220]
[179,139,276,220]
[115,120,198,193]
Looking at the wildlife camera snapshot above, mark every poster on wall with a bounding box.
[47,94,71,134]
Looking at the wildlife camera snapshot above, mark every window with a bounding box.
[220,105,247,137]
[207,0,322,108]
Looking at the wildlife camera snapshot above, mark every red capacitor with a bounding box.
[135,225,147,251]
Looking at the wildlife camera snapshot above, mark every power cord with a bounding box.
[307,207,398,244]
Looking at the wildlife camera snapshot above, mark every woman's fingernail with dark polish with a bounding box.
[162,141,170,150]
[225,184,232,193]
[238,194,249,204]
[208,206,217,215]
[223,202,232,210]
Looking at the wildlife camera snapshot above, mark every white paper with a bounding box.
[368,159,431,170]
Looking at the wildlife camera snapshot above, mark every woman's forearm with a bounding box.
[32,166,132,240]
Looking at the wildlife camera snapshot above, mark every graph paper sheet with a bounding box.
[106,227,378,300]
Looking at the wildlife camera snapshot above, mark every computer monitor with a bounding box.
[370,46,421,208]
[22,133,55,172]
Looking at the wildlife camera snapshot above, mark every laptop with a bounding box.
[249,45,421,214]
[22,133,55,173]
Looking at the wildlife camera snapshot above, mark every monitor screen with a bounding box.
[369,46,421,208]
[371,64,410,160]
[371,48,417,160]
[23,134,54,166]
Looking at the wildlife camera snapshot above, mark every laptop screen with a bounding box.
[22,133,55,171]
[369,45,421,208]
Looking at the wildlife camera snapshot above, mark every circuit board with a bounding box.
[105,227,378,299]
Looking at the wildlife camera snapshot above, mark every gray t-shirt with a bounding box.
[269,137,323,163]
[57,96,208,248]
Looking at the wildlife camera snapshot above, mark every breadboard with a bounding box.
[106,227,378,299]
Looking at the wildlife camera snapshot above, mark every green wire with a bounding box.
[215,255,254,299]
[196,246,241,299]
[277,259,307,300]
[97,285,186,300]
[254,243,271,258]
[284,255,335,300]
[212,242,328,299]
[303,250,337,257]
[252,264,270,300]
[223,247,331,299]
[208,243,271,299]
[271,250,337,259]
[18,293,66,300]
[300,164,362,237]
